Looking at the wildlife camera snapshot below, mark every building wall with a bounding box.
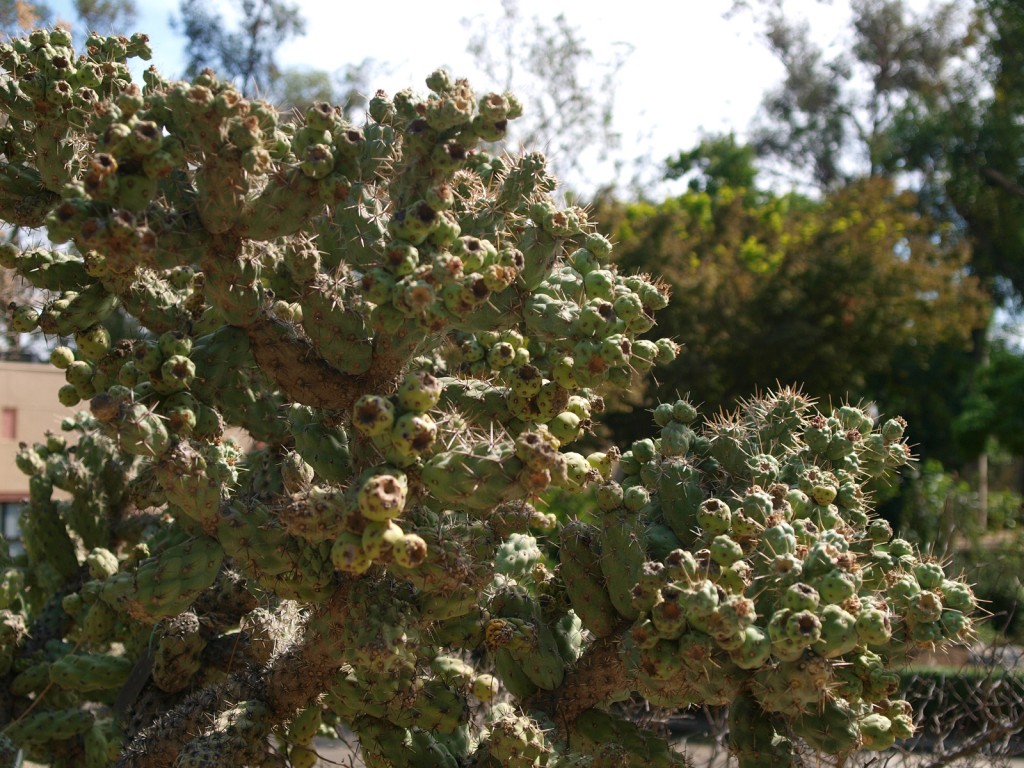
[0,360,78,502]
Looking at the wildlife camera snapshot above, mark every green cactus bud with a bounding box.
[86,547,119,580]
[866,518,892,543]
[815,568,859,605]
[652,402,676,427]
[855,607,892,646]
[397,371,443,412]
[781,583,820,613]
[730,625,772,670]
[391,411,437,457]
[351,394,395,438]
[591,481,622,512]
[393,533,428,568]
[654,338,680,365]
[622,485,650,512]
[360,519,402,560]
[331,531,372,574]
[881,416,907,443]
[548,411,582,443]
[710,535,744,567]
[908,590,943,624]
[57,383,81,406]
[812,604,859,658]
[586,451,614,481]
[9,303,39,332]
[50,344,75,369]
[913,561,944,590]
[697,498,732,536]
[940,580,975,613]
[357,471,408,521]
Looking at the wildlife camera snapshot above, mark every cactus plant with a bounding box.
[0,27,977,768]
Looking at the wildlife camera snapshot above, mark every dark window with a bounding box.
[1,502,24,557]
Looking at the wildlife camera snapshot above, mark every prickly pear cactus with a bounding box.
[0,27,975,768]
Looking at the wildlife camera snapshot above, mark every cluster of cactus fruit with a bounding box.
[0,25,977,768]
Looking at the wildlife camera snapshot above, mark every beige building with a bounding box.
[0,360,79,545]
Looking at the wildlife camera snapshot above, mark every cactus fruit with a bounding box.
[0,29,977,768]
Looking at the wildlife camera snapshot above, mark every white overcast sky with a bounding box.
[48,0,931,194]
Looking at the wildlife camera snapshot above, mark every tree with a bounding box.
[173,0,375,116]
[955,343,1024,459]
[598,169,988,462]
[462,0,630,190]
[887,0,1024,301]
[665,132,759,198]
[1,0,47,37]
[737,0,969,192]
[1,0,136,40]
[175,0,305,96]
[71,0,135,34]
[0,27,976,767]
[738,0,1024,304]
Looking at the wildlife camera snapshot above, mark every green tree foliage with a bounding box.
[887,0,1024,300]
[599,173,989,458]
[666,132,759,197]
[955,344,1024,458]
[740,0,1024,302]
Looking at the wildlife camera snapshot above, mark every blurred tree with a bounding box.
[174,0,375,115]
[462,0,630,189]
[265,58,381,119]
[955,344,1024,459]
[665,132,759,197]
[738,0,1024,303]
[886,0,1024,301]
[1,0,48,36]
[176,0,305,97]
[2,0,135,40]
[737,0,968,191]
[72,0,135,33]
[597,172,989,463]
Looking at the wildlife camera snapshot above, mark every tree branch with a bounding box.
[245,313,413,410]
[980,166,1024,200]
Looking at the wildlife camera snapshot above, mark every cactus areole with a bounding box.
[0,28,974,768]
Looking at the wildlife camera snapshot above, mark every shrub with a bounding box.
[0,28,976,768]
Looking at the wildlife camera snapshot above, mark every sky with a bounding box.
[45,0,871,195]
